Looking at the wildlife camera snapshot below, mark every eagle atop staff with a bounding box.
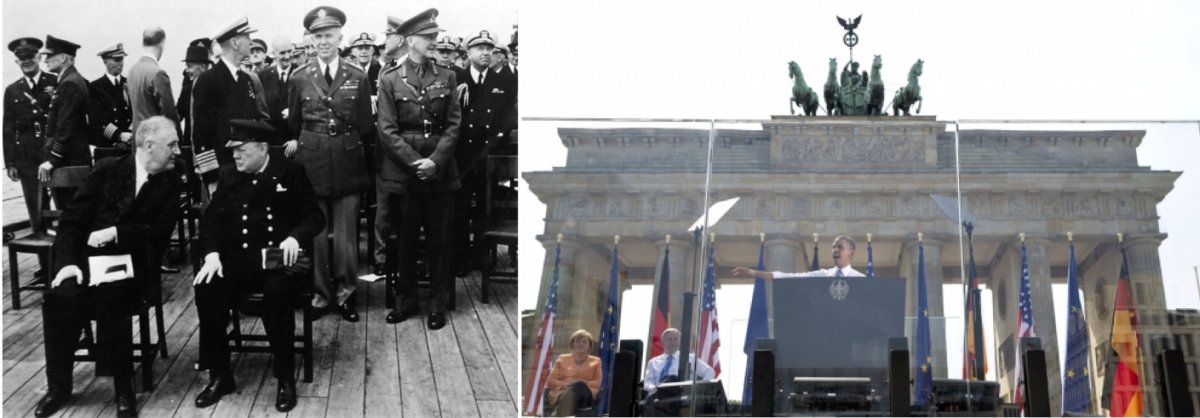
[837,14,862,31]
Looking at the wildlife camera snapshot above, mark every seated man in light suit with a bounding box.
[733,235,864,279]
[644,328,715,392]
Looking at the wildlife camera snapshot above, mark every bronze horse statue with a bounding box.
[866,55,885,116]
[824,58,840,115]
[788,61,819,116]
[891,59,923,116]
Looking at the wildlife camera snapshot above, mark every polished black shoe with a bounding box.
[274,378,297,412]
[385,303,419,324]
[339,302,360,322]
[372,264,386,276]
[33,268,47,281]
[427,311,447,330]
[194,373,235,408]
[115,387,138,417]
[34,387,70,418]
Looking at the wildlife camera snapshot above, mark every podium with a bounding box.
[771,276,906,415]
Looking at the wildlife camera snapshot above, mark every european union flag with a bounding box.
[913,241,933,407]
[1062,239,1092,414]
[866,240,874,277]
[596,243,621,415]
[742,238,769,408]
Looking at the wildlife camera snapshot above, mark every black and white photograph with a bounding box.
[2,1,518,417]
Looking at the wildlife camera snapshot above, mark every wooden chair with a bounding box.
[226,268,317,382]
[480,155,518,303]
[72,239,169,391]
[7,165,91,310]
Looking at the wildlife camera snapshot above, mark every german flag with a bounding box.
[648,245,670,360]
[1104,246,1143,417]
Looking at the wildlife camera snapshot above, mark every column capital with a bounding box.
[538,234,584,262]
[902,232,948,247]
[764,236,801,249]
[1123,232,1167,249]
[654,235,694,250]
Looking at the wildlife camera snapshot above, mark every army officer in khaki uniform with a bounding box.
[376,8,461,330]
[285,6,374,321]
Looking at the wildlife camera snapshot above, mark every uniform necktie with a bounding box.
[324,66,333,85]
[836,268,844,277]
[26,77,35,90]
[659,354,674,382]
[477,72,483,85]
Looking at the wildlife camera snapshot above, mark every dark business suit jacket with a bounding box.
[200,157,324,272]
[52,155,184,290]
[4,72,56,170]
[45,65,92,167]
[191,60,267,165]
[258,65,292,144]
[88,74,132,148]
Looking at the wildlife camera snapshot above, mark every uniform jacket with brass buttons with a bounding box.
[3,72,56,170]
[457,66,517,175]
[52,154,183,291]
[286,60,374,198]
[88,74,132,148]
[191,60,269,166]
[200,157,324,270]
[44,65,93,167]
[376,58,462,194]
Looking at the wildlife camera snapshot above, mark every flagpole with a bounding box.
[678,119,718,399]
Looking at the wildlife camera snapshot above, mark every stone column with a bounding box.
[989,241,1018,400]
[764,237,801,338]
[647,236,693,351]
[1122,233,1170,416]
[522,236,582,388]
[901,235,947,379]
[1022,236,1063,416]
[1080,240,1121,412]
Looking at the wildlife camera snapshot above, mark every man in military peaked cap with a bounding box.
[88,43,133,152]
[349,32,382,95]
[191,17,268,168]
[4,36,57,279]
[286,5,374,322]
[376,8,462,330]
[38,35,91,210]
[193,119,323,413]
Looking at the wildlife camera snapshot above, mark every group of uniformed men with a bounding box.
[3,5,516,417]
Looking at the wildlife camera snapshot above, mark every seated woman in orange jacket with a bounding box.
[545,329,602,415]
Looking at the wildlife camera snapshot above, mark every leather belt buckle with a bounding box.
[423,120,432,138]
[327,121,338,136]
[33,122,42,138]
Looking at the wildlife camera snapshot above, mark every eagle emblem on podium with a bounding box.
[830,279,850,301]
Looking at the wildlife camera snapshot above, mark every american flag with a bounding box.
[521,242,561,416]
[697,243,722,377]
[1013,241,1037,412]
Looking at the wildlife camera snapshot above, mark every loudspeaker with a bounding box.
[751,349,774,417]
[620,339,644,380]
[1020,339,1051,417]
[610,351,636,417]
[888,336,910,417]
[1157,349,1194,417]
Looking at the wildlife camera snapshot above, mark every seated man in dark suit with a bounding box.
[35,116,184,418]
[191,119,324,413]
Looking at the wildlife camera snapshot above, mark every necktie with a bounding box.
[324,66,333,85]
[659,354,674,382]
[836,268,844,277]
[477,72,483,85]
[27,77,35,90]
